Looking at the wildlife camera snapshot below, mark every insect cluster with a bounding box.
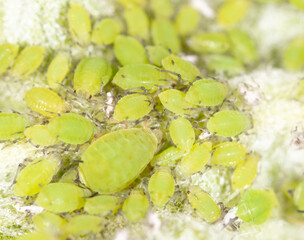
[0,0,304,239]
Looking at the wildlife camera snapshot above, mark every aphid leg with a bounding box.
[2,138,20,150]
[85,192,99,199]
[9,158,32,188]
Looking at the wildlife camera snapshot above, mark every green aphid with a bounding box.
[91,18,122,45]
[185,79,229,107]
[65,215,104,236]
[217,0,250,26]
[289,0,304,11]
[112,64,171,92]
[188,33,230,54]
[33,211,67,233]
[150,146,185,167]
[114,35,148,66]
[150,0,173,19]
[67,3,91,45]
[169,117,195,153]
[283,37,304,71]
[228,29,258,65]
[116,0,147,8]
[148,167,175,207]
[0,43,19,74]
[293,181,304,212]
[47,113,96,145]
[47,52,70,91]
[24,125,58,147]
[204,54,245,76]
[73,57,112,97]
[36,183,88,213]
[152,19,181,54]
[113,93,152,121]
[84,195,121,216]
[122,189,149,222]
[231,152,259,189]
[17,231,59,240]
[175,5,200,37]
[236,189,278,224]
[59,168,78,184]
[207,110,252,137]
[14,155,61,197]
[79,128,157,193]
[161,54,201,82]
[0,113,28,140]
[11,46,45,77]
[124,6,149,41]
[25,87,68,117]
[177,142,212,177]
[146,45,170,67]
[187,186,221,223]
[255,0,283,2]
[158,89,194,116]
[211,142,246,167]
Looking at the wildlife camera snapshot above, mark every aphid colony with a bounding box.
[0,0,303,239]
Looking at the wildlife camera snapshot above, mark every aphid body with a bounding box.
[175,5,200,36]
[293,181,304,211]
[207,110,252,137]
[187,186,221,223]
[25,87,68,117]
[79,128,158,193]
[24,125,57,147]
[150,146,185,167]
[73,57,112,97]
[289,0,304,11]
[47,113,96,145]
[148,167,175,207]
[146,45,170,67]
[65,215,104,236]
[283,37,304,70]
[91,18,122,45]
[11,46,45,77]
[0,113,27,140]
[122,189,149,222]
[33,211,67,233]
[0,43,19,74]
[150,0,173,18]
[14,156,61,197]
[84,195,121,216]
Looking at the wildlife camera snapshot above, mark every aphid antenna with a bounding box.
[85,192,99,199]
[1,138,20,150]
[297,210,304,213]
[155,67,183,84]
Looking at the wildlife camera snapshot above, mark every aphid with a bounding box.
[84,195,121,216]
[151,19,181,54]
[188,33,230,54]
[0,43,19,74]
[148,167,175,207]
[169,117,195,153]
[113,93,152,121]
[47,113,96,145]
[73,57,112,97]
[217,0,250,26]
[146,45,170,67]
[161,54,201,82]
[11,46,45,77]
[59,168,78,184]
[67,4,91,45]
[114,35,148,66]
[47,52,70,91]
[91,18,122,45]
[231,153,259,189]
[150,146,185,167]
[25,87,68,117]
[177,142,212,177]
[65,215,104,236]
[116,0,147,8]
[0,113,28,140]
[150,0,173,19]
[158,89,193,116]
[122,189,149,222]
[14,155,61,197]
[124,6,149,41]
[236,189,278,224]
[211,142,246,167]
[283,37,304,71]
[293,181,304,212]
[204,54,245,75]
[227,29,258,65]
[175,5,200,36]
[36,183,88,213]
[289,0,304,11]
[185,79,229,107]
[112,64,171,92]
[32,211,67,233]
[17,231,58,240]
[24,125,58,147]
[79,128,158,193]
[187,186,221,223]
[207,110,252,137]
